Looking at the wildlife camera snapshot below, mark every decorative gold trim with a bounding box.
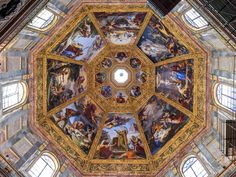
[46,53,85,65]
[33,4,207,175]
[87,13,107,45]
[156,93,193,118]
[134,11,153,45]
[155,53,204,66]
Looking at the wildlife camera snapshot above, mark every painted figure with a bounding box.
[136,71,147,84]
[101,86,112,98]
[47,59,86,110]
[130,57,141,69]
[51,96,104,154]
[138,15,189,63]
[95,113,146,159]
[95,12,146,45]
[115,52,128,62]
[156,59,194,111]
[138,96,189,155]
[130,86,141,97]
[116,91,127,103]
[101,58,112,68]
[96,72,106,84]
[53,16,104,62]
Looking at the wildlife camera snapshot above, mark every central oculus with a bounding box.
[114,69,128,83]
[110,66,132,88]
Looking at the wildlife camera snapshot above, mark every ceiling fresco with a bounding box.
[47,59,87,110]
[94,113,147,160]
[138,95,189,155]
[155,59,194,111]
[33,4,207,176]
[94,12,147,45]
[92,47,151,108]
[137,15,189,63]
[50,95,104,154]
[53,16,104,62]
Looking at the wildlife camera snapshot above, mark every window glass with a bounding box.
[216,84,236,112]
[28,9,55,30]
[184,8,208,29]
[2,83,25,110]
[182,157,208,177]
[28,154,57,177]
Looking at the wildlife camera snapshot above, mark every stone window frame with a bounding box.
[183,8,208,30]
[181,7,210,33]
[27,7,59,32]
[180,154,209,177]
[26,151,60,177]
[1,81,28,113]
[213,82,236,115]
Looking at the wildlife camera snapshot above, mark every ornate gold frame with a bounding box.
[33,4,207,175]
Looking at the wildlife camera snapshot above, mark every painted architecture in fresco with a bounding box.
[94,12,146,45]
[95,113,146,159]
[50,96,104,154]
[137,15,189,63]
[53,16,104,62]
[138,96,189,155]
[47,59,87,110]
[156,59,194,111]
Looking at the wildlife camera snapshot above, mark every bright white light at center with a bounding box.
[114,69,128,83]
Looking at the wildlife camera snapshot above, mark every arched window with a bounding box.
[215,84,236,112]
[28,8,56,31]
[2,82,27,111]
[182,156,208,177]
[28,152,59,177]
[184,8,208,29]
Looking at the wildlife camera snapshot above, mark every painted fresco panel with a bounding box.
[137,15,189,63]
[138,96,189,155]
[53,16,104,62]
[51,96,104,154]
[95,113,146,159]
[47,59,87,110]
[130,86,141,97]
[94,12,146,45]
[101,85,112,98]
[156,59,194,111]
[115,91,128,103]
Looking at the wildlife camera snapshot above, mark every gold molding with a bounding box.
[33,4,207,175]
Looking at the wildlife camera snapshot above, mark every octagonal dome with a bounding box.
[33,4,207,176]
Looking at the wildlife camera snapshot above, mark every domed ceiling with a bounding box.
[33,4,207,176]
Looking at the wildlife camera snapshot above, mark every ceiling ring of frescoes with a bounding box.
[34,4,207,175]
